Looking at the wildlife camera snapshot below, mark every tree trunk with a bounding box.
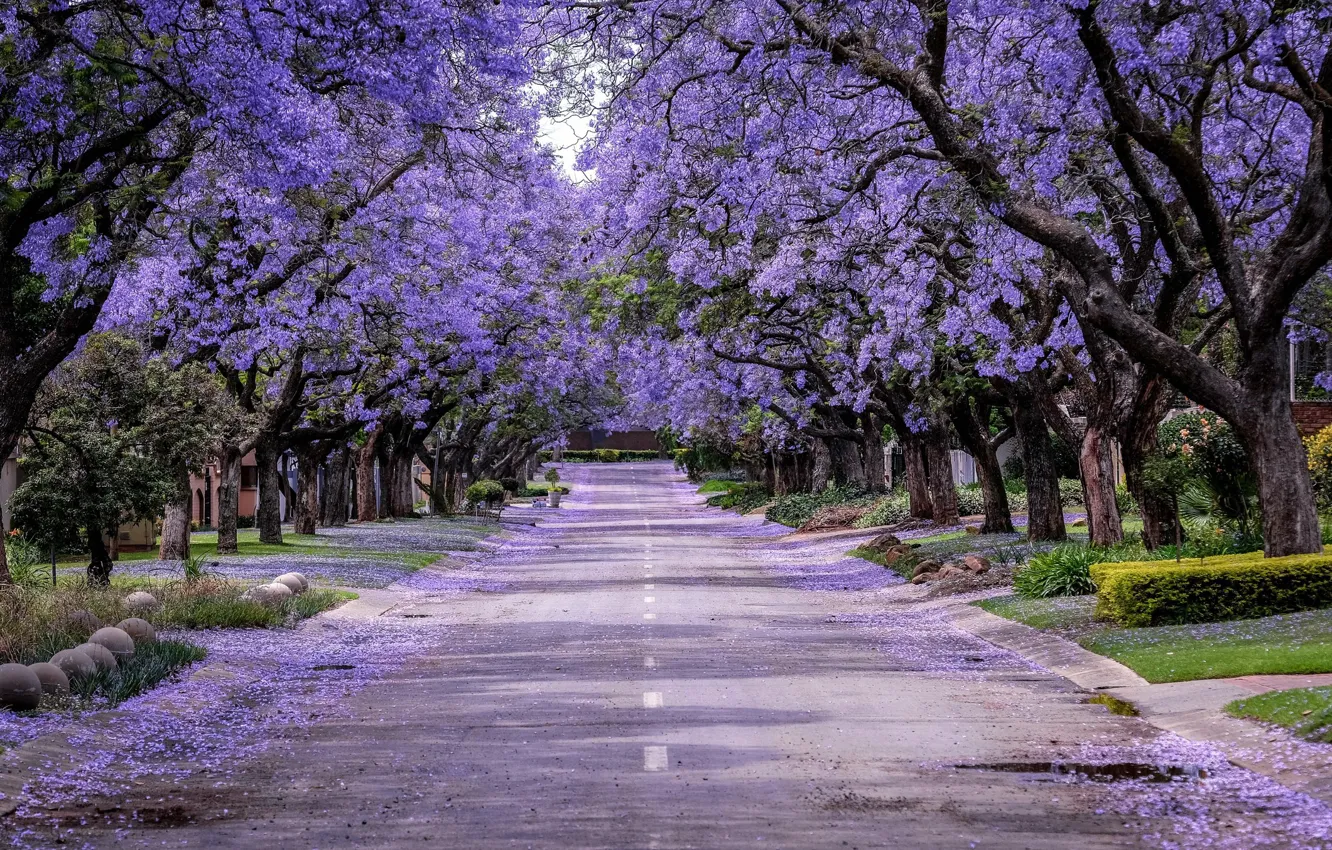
[393,451,414,516]
[1237,373,1322,557]
[1122,435,1175,549]
[158,462,193,560]
[810,438,832,491]
[901,434,932,519]
[216,445,243,555]
[1079,422,1123,546]
[923,426,960,525]
[87,523,113,587]
[255,438,284,545]
[293,444,321,535]
[948,400,1013,533]
[829,437,867,489]
[323,448,349,527]
[376,445,393,520]
[355,430,380,522]
[862,414,888,493]
[1013,391,1066,542]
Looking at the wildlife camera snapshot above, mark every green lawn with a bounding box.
[63,529,443,571]
[698,479,738,493]
[1226,687,1332,743]
[976,595,1332,684]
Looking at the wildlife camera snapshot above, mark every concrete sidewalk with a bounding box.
[948,601,1332,805]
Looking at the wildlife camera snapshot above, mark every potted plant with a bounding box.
[545,467,562,508]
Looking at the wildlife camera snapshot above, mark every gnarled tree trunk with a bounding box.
[922,425,959,525]
[901,434,932,519]
[216,445,243,555]
[255,438,284,545]
[355,429,380,522]
[862,413,888,493]
[1078,421,1123,546]
[292,443,322,535]
[1012,385,1066,542]
[158,462,193,560]
[322,448,350,527]
[810,438,832,492]
[1238,363,1322,556]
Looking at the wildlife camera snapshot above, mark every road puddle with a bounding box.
[953,761,1208,782]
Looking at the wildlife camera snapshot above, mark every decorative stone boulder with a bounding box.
[76,642,118,672]
[936,565,966,580]
[275,573,307,595]
[65,610,103,636]
[866,533,903,552]
[50,648,97,681]
[913,559,941,577]
[124,591,159,614]
[964,525,982,535]
[0,664,43,711]
[28,662,70,696]
[116,618,156,645]
[89,627,135,662]
[962,555,992,574]
[910,572,932,585]
[1070,517,1088,528]
[242,583,289,607]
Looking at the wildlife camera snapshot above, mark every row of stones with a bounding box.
[0,570,311,712]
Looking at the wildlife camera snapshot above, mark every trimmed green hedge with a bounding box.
[539,449,662,463]
[1092,552,1332,627]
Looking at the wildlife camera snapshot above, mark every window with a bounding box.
[240,466,259,489]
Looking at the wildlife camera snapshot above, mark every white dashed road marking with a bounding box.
[643,612,656,620]
[644,746,668,771]
[643,692,663,708]
[644,656,656,668]
[644,596,655,603]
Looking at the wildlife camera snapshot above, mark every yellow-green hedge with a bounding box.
[1092,552,1332,627]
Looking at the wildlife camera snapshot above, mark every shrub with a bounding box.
[767,485,874,528]
[544,467,560,484]
[1091,552,1332,627]
[594,448,620,463]
[1014,545,1111,598]
[70,639,207,707]
[499,477,521,494]
[706,482,770,513]
[853,491,912,528]
[1058,478,1084,507]
[1307,424,1332,510]
[465,480,505,506]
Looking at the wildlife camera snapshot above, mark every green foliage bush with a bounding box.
[465,480,505,505]
[705,482,770,513]
[1058,478,1084,507]
[70,639,208,707]
[499,477,521,493]
[1014,545,1125,598]
[538,449,661,463]
[767,485,875,528]
[1306,424,1332,510]
[1092,552,1332,627]
[853,491,911,528]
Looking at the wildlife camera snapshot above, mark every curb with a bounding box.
[946,601,1332,806]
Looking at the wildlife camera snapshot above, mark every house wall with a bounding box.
[188,451,259,527]
[1292,402,1332,437]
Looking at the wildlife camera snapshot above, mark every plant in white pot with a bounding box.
[545,467,562,508]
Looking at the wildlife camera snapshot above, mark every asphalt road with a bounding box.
[72,462,1213,849]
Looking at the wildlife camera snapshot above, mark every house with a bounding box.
[1291,338,1332,436]
[188,452,260,528]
